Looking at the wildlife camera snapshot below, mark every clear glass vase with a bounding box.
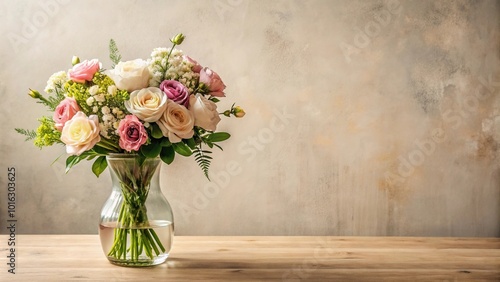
[98,154,174,267]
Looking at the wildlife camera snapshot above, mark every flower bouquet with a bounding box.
[16,33,244,265]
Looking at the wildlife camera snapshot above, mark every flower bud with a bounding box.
[170,33,185,45]
[72,56,80,66]
[28,88,41,99]
[233,106,245,118]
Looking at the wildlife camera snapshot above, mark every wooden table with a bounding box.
[1,235,499,281]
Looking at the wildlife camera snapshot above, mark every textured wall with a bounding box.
[0,0,499,236]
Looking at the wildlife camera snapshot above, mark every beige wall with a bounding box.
[0,0,499,236]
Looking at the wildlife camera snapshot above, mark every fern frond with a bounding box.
[46,96,64,111]
[109,39,122,67]
[15,128,37,141]
[194,146,212,180]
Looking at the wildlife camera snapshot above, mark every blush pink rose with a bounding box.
[199,67,226,97]
[183,55,202,73]
[160,80,190,108]
[68,59,101,83]
[53,97,81,131]
[118,115,148,152]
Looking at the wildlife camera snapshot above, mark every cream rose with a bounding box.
[61,111,101,156]
[125,87,167,122]
[105,59,149,92]
[189,94,221,131]
[157,100,194,143]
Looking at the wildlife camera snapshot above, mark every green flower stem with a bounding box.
[162,43,178,77]
[95,143,117,152]
[150,229,166,252]
[97,138,121,152]
[106,183,166,262]
[165,43,177,66]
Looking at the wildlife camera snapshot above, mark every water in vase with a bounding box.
[99,220,173,266]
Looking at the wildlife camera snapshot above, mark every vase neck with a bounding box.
[107,155,161,192]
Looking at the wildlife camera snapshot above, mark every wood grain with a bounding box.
[1,235,499,281]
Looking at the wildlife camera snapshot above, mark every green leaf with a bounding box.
[213,143,223,151]
[160,146,175,164]
[160,138,172,147]
[51,153,64,166]
[186,138,197,149]
[151,123,164,139]
[65,155,83,173]
[140,143,162,158]
[172,142,192,157]
[92,146,109,154]
[91,156,108,177]
[206,132,231,143]
[209,97,220,103]
[86,155,97,161]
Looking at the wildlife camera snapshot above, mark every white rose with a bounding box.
[189,94,221,131]
[105,59,150,92]
[125,87,167,122]
[61,112,101,156]
[157,100,194,143]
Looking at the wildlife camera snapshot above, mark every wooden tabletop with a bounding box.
[1,235,499,281]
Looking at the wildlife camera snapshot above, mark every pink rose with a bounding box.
[68,59,101,83]
[183,55,202,73]
[53,97,81,131]
[160,80,190,108]
[61,112,101,156]
[199,67,226,97]
[118,115,148,152]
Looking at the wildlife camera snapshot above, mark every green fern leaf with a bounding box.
[15,128,37,141]
[193,146,212,180]
[109,39,122,67]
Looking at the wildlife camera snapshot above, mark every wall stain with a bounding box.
[474,133,498,160]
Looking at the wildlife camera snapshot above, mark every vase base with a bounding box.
[107,254,169,267]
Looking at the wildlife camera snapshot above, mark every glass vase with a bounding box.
[98,154,174,267]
